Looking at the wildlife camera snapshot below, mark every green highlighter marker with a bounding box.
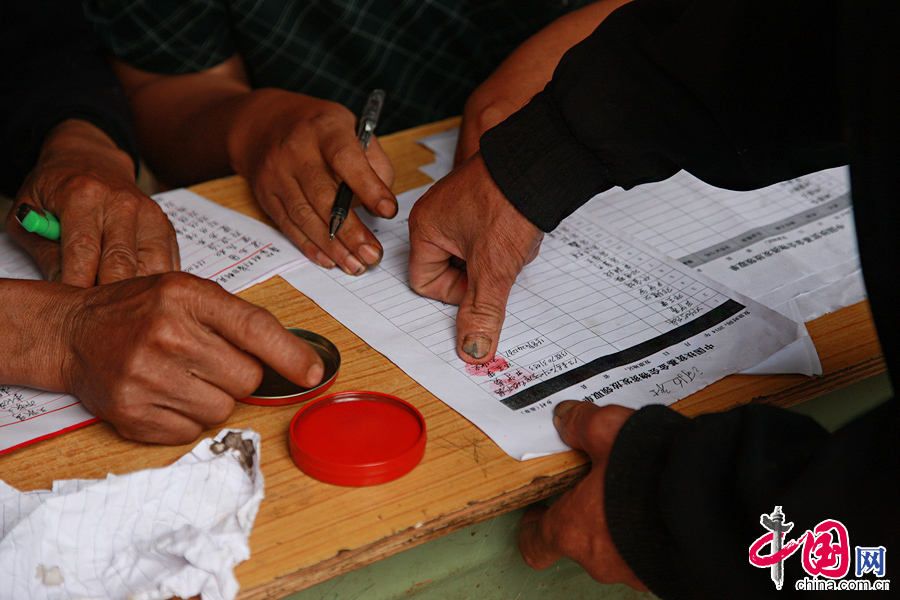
[15,203,60,241]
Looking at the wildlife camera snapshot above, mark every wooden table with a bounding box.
[0,117,885,600]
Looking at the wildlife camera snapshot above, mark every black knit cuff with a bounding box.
[479,92,612,232]
[605,404,690,599]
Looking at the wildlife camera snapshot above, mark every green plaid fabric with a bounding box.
[84,0,591,133]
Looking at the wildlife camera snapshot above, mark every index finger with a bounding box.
[134,204,180,276]
[321,127,396,219]
[228,312,325,389]
[191,282,326,388]
[79,202,140,285]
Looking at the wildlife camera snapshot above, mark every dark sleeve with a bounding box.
[606,398,899,599]
[486,0,900,596]
[480,0,846,232]
[0,0,139,197]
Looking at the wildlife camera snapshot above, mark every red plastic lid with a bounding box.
[288,391,427,486]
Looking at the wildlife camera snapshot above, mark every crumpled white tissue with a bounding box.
[0,428,264,600]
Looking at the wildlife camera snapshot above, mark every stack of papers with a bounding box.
[282,183,803,459]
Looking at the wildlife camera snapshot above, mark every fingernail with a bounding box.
[358,243,382,266]
[554,401,579,420]
[462,334,491,359]
[306,363,324,387]
[376,198,397,218]
[316,251,335,269]
[343,254,366,276]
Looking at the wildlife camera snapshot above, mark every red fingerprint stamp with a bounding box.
[465,355,509,376]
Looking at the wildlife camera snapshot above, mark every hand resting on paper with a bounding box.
[518,400,646,590]
[6,119,179,287]
[408,152,543,363]
[0,272,324,444]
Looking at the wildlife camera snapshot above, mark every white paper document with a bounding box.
[582,167,864,322]
[0,189,307,455]
[419,131,873,377]
[533,164,862,376]
[282,186,802,460]
[155,188,306,293]
[0,429,263,600]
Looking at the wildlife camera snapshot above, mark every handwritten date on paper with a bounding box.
[649,367,703,397]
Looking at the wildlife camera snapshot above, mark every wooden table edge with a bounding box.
[238,464,590,600]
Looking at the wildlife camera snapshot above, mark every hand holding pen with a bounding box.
[5,119,179,286]
[228,90,396,276]
[329,89,387,239]
[15,203,60,240]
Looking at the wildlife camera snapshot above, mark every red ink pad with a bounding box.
[288,391,426,486]
[240,328,340,406]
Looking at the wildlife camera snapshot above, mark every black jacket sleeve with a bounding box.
[481,0,899,597]
[481,0,846,232]
[0,0,139,197]
[606,397,898,599]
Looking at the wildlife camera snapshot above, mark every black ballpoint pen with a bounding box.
[329,89,386,240]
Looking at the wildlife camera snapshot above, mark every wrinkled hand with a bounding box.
[56,272,324,444]
[229,90,397,276]
[6,119,178,286]
[519,401,646,589]
[408,152,543,363]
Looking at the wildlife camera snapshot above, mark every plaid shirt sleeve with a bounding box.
[84,0,237,73]
[82,0,595,132]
